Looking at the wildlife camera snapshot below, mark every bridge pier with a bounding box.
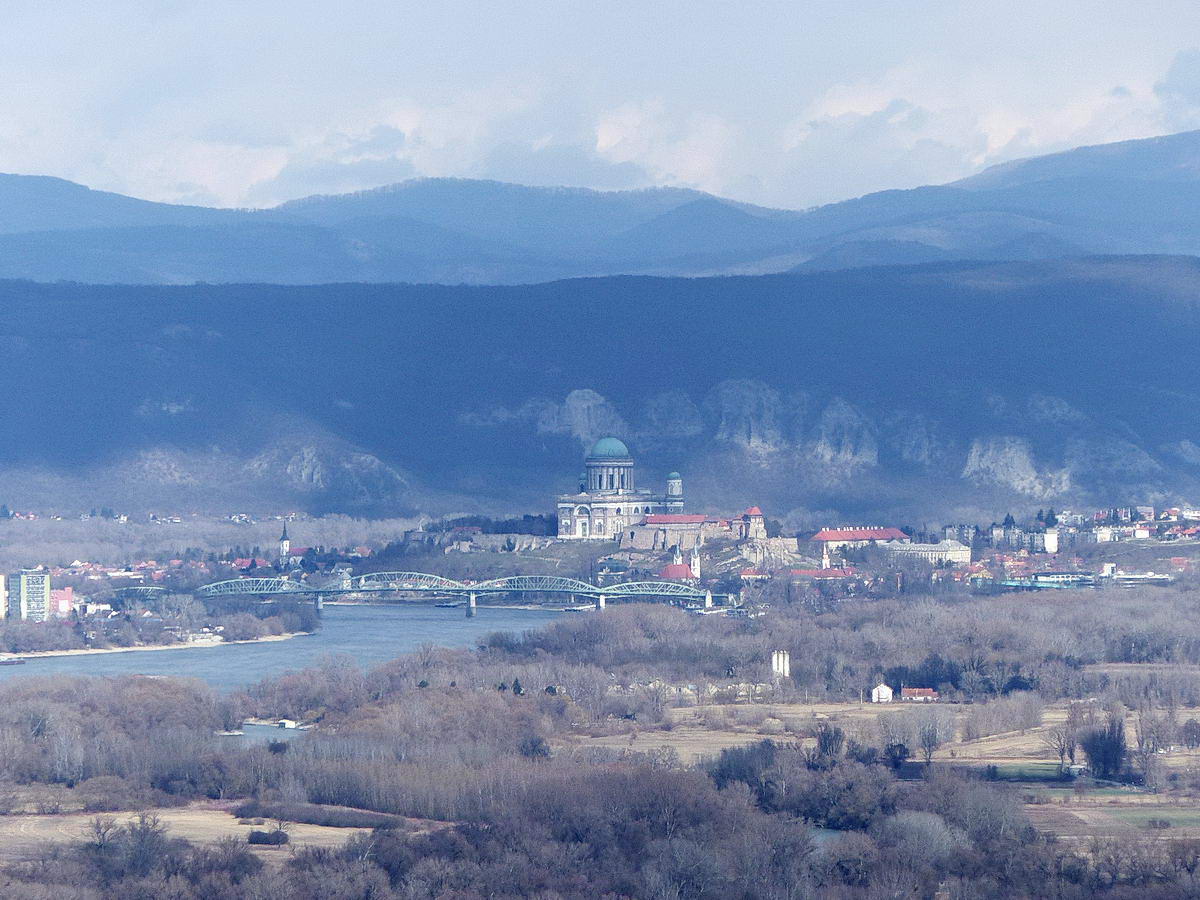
[596,593,606,611]
[466,592,477,618]
[704,589,712,609]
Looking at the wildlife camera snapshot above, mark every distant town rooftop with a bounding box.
[812,527,907,542]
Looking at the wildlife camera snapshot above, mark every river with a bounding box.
[0,604,561,692]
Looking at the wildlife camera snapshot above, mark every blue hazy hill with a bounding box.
[2,130,1200,282]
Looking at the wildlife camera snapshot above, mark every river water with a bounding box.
[0,604,561,692]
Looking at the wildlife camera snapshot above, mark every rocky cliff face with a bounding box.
[466,376,1192,524]
[0,433,417,515]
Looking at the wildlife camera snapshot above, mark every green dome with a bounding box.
[587,437,632,459]
[667,472,682,480]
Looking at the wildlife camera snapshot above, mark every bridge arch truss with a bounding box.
[605,581,708,600]
[351,572,468,593]
[197,577,316,599]
[196,572,720,605]
[470,574,598,595]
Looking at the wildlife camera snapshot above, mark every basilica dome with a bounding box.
[587,437,631,459]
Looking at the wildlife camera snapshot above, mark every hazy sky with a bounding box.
[6,1,1200,209]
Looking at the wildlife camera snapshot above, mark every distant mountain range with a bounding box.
[3,256,1200,522]
[4,130,1200,283]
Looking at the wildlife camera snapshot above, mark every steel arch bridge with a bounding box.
[196,577,318,599]
[196,571,715,605]
[114,585,167,600]
[351,572,468,593]
[471,574,599,595]
[604,581,708,599]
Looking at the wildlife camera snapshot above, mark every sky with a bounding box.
[5,1,1200,210]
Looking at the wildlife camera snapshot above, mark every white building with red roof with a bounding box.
[738,507,767,541]
[809,526,909,552]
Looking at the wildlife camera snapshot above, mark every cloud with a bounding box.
[1156,48,1200,130]
[594,100,739,192]
[3,6,1200,209]
[244,127,418,205]
[477,141,649,191]
[243,85,656,205]
[137,398,193,417]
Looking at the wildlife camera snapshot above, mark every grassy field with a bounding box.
[0,801,443,864]
[1025,801,1200,843]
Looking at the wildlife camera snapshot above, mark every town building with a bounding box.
[738,508,767,541]
[942,523,977,546]
[882,539,971,566]
[658,544,699,580]
[770,650,791,678]
[871,682,894,703]
[790,566,858,581]
[49,587,74,618]
[900,686,939,702]
[1043,528,1059,554]
[8,570,51,622]
[621,506,769,551]
[556,438,684,540]
[810,526,909,552]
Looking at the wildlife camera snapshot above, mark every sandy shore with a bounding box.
[0,631,305,661]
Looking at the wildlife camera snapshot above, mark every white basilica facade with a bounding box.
[556,437,683,539]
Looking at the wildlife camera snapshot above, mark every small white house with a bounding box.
[871,683,893,703]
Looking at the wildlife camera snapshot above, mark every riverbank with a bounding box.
[0,631,306,661]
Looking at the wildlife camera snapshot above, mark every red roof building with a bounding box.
[812,527,907,542]
[658,563,696,580]
[790,567,858,579]
[900,686,939,701]
[644,514,709,525]
[810,527,908,550]
[234,557,273,569]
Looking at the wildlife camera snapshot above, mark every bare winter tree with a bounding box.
[1041,725,1075,774]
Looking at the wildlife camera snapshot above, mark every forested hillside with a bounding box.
[2,255,1199,519]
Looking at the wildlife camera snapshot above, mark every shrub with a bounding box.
[248,829,289,845]
[519,735,551,758]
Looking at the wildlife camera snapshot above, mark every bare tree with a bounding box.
[1135,708,1168,792]
[1041,725,1074,774]
[916,708,954,766]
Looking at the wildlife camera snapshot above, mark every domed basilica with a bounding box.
[556,437,684,539]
